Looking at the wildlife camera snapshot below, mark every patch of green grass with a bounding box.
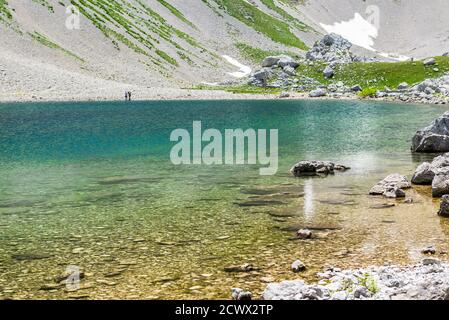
[0,0,13,21]
[259,0,310,31]
[32,0,54,13]
[29,31,84,62]
[156,49,178,66]
[235,42,297,64]
[296,56,449,91]
[358,87,377,98]
[157,0,196,29]
[358,273,379,294]
[213,0,307,50]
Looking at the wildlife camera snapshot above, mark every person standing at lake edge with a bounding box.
[125,91,128,101]
[128,91,132,101]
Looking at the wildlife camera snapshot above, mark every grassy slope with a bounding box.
[205,56,449,95]
[213,0,308,50]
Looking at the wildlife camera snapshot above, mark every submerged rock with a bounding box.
[231,288,252,300]
[224,264,258,273]
[290,160,349,177]
[369,174,411,197]
[296,229,312,239]
[412,111,449,152]
[291,260,307,273]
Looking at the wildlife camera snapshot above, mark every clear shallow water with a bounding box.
[1,99,449,299]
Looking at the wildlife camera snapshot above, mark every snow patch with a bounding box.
[222,55,251,78]
[320,13,378,51]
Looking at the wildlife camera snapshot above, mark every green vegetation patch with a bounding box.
[157,0,196,29]
[29,31,85,62]
[0,0,13,21]
[213,0,307,50]
[156,49,178,66]
[296,56,449,91]
[259,0,309,31]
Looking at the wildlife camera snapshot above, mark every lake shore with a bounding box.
[2,86,448,106]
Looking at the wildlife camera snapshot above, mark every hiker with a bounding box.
[128,91,132,101]
[125,91,128,101]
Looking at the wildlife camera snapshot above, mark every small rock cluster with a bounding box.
[263,260,449,300]
[374,73,449,105]
[290,160,350,177]
[369,173,411,198]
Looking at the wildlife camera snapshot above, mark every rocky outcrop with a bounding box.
[263,261,449,300]
[290,161,350,177]
[369,174,411,198]
[412,111,449,152]
[306,33,375,64]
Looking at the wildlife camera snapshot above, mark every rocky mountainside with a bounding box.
[1,0,449,101]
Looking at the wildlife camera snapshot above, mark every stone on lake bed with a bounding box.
[369,203,395,209]
[369,173,411,198]
[224,264,258,273]
[11,252,53,261]
[296,229,312,239]
[231,288,253,300]
[291,260,307,273]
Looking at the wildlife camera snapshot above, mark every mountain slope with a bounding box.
[0,0,448,101]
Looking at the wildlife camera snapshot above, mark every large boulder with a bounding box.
[432,167,449,197]
[323,66,334,78]
[261,56,281,68]
[369,174,411,198]
[290,160,349,177]
[309,88,327,97]
[411,162,434,185]
[412,111,449,152]
[277,56,299,68]
[261,55,299,68]
[438,195,449,217]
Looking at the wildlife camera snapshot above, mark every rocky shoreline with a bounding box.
[263,259,449,300]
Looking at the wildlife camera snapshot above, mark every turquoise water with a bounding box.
[1,99,449,299]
